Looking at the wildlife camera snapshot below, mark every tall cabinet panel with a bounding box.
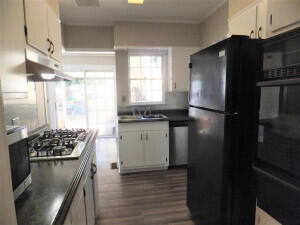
[0,0,27,97]
[24,0,49,54]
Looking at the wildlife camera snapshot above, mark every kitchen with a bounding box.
[0,0,300,225]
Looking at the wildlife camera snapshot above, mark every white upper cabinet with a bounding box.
[168,47,200,92]
[24,0,63,62]
[47,8,63,62]
[24,0,49,54]
[229,0,300,39]
[256,0,268,39]
[229,5,258,38]
[266,0,300,37]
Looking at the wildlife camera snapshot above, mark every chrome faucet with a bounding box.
[144,106,152,116]
[132,107,141,116]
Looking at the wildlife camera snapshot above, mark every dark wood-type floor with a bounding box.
[95,138,199,225]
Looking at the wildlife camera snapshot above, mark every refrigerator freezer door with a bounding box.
[187,107,231,224]
[189,40,227,112]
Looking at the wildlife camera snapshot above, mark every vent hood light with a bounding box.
[128,0,144,4]
[41,73,55,80]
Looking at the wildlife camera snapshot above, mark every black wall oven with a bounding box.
[255,28,300,225]
[254,29,300,225]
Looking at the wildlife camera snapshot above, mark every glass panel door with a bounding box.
[55,71,117,137]
[85,71,117,136]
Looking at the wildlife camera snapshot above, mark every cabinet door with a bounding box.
[47,8,63,62]
[170,47,200,92]
[268,0,300,34]
[84,170,95,225]
[144,130,169,166]
[255,207,281,225]
[256,0,268,39]
[119,132,144,168]
[24,0,49,54]
[229,5,257,38]
[72,190,87,225]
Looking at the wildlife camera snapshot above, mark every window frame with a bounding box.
[128,50,167,106]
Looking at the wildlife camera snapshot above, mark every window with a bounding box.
[129,52,165,105]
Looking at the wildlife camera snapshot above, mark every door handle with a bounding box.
[91,163,97,178]
[47,38,51,52]
[249,30,254,38]
[50,41,54,54]
[257,27,262,39]
[141,134,143,141]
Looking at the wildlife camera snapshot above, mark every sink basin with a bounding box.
[119,114,167,122]
[142,114,165,119]
[119,115,143,120]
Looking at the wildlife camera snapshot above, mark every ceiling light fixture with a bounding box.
[128,0,144,4]
[41,73,55,80]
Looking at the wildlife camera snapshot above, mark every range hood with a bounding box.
[26,48,73,82]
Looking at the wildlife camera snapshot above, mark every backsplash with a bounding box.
[3,82,46,132]
[118,91,188,113]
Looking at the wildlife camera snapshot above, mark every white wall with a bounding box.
[229,0,256,18]
[198,2,229,50]
[62,25,114,50]
[115,50,129,106]
[0,0,23,223]
[63,54,116,71]
[114,21,201,47]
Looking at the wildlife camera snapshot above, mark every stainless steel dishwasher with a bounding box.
[169,121,188,166]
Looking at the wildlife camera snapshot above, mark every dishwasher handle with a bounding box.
[169,120,188,127]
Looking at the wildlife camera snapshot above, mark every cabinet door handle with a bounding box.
[50,41,54,54]
[270,14,272,25]
[249,30,254,38]
[91,163,97,178]
[165,133,168,138]
[120,135,122,140]
[141,134,143,141]
[174,82,177,89]
[47,38,51,52]
[257,27,262,39]
[146,133,148,140]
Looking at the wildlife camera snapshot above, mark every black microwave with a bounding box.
[6,126,31,200]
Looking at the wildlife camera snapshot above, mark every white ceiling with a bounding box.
[60,0,226,26]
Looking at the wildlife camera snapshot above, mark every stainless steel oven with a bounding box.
[254,28,300,225]
[6,126,31,200]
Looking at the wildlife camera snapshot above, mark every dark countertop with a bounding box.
[15,130,98,225]
[118,109,189,123]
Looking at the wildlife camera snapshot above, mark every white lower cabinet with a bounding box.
[119,131,144,168]
[64,152,98,225]
[144,131,169,166]
[72,191,87,225]
[118,121,169,173]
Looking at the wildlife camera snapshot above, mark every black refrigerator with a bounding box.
[187,36,261,225]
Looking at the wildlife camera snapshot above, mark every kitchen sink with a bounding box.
[142,114,165,119]
[118,114,167,122]
[119,115,143,121]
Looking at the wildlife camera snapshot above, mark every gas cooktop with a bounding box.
[29,129,91,161]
